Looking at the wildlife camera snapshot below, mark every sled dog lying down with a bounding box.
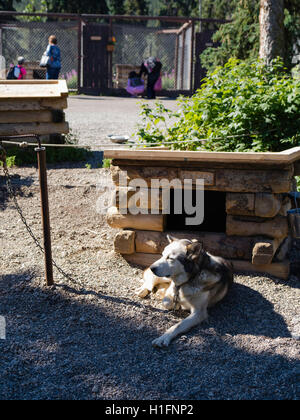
[137,236,234,348]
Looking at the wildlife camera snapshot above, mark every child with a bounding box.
[126,71,144,97]
[7,57,27,80]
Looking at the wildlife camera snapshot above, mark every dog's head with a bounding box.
[150,235,204,286]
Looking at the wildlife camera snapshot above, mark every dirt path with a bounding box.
[0,166,299,400]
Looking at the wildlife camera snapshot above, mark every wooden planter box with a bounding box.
[104,148,300,280]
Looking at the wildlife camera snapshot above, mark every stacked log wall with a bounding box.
[107,159,296,280]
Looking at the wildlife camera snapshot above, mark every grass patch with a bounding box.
[1,145,93,167]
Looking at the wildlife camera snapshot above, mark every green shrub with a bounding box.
[0,155,16,168]
[136,58,300,152]
[1,146,92,167]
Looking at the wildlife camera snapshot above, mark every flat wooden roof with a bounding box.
[0,80,68,99]
[104,147,300,166]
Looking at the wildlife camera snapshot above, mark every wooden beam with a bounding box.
[0,122,69,136]
[134,230,254,260]
[0,111,61,124]
[226,215,289,239]
[124,253,290,280]
[0,98,68,111]
[104,148,300,166]
[0,80,68,99]
[111,164,293,193]
[106,207,165,232]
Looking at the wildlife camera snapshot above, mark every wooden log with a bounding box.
[226,193,283,218]
[216,168,293,193]
[0,98,68,111]
[252,241,274,265]
[179,170,215,186]
[134,230,254,260]
[114,230,135,255]
[111,158,295,171]
[106,207,165,232]
[232,260,290,281]
[226,215,289,239]
[111,165,179,187]
[0,110,64,124]
[124,253,290,280]
[0,122,69,136]
[294,162,300,176]
[113,186,164,211]
[226,193,255,216]
[111,165,294,193]
[251,237,283,265]
[255,193,282,218]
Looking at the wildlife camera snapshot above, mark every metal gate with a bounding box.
[194,29,219,91]
[81,23,109,95]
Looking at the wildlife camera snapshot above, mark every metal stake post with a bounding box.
[35,140,54,286]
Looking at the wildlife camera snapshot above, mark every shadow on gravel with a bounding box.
[0,175,34,211]
[209,282,292,339]
[0,272,298,400]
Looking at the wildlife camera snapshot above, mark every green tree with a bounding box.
[123,0,149,15]
[201,0,259,71]
[0,0,15,10]
[45,0,109,14]
[157,0,235,19]
[201,0,300,72]
[108,0,125,15]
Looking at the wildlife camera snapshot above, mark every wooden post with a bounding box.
[77,16,82,91]
[35,144,54,286]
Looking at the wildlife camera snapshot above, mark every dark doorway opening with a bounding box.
[166,189,227,233]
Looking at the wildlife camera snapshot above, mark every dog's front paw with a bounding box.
[136,286,150,298]
[152,334,172,348]
[162,296,174,310]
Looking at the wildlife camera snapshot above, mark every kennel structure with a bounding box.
[105,148,300,280]
[0,80,69,137]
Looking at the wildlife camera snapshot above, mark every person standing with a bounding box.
[45,35,61,80]
[139,57,162,99]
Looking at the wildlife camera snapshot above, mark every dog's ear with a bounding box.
[166,234,178,244]
[187,241,203,259]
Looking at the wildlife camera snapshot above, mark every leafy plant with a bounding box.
[296,176,300,192]
[102,158,112,168]
[136,58,300,152]
[0,155,16,168]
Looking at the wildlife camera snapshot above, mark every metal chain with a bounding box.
[0,144,85,289]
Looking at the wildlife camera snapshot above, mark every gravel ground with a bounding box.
[65,95,178,149]
[0,165,300,400]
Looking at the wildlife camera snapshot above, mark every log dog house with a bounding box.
[105,148,300,280]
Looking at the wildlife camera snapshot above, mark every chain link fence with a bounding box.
[0,12,222,94]
[112,22,181,90]
[0,17,78,87]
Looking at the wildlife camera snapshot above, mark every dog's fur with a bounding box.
[136,236,233,347]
